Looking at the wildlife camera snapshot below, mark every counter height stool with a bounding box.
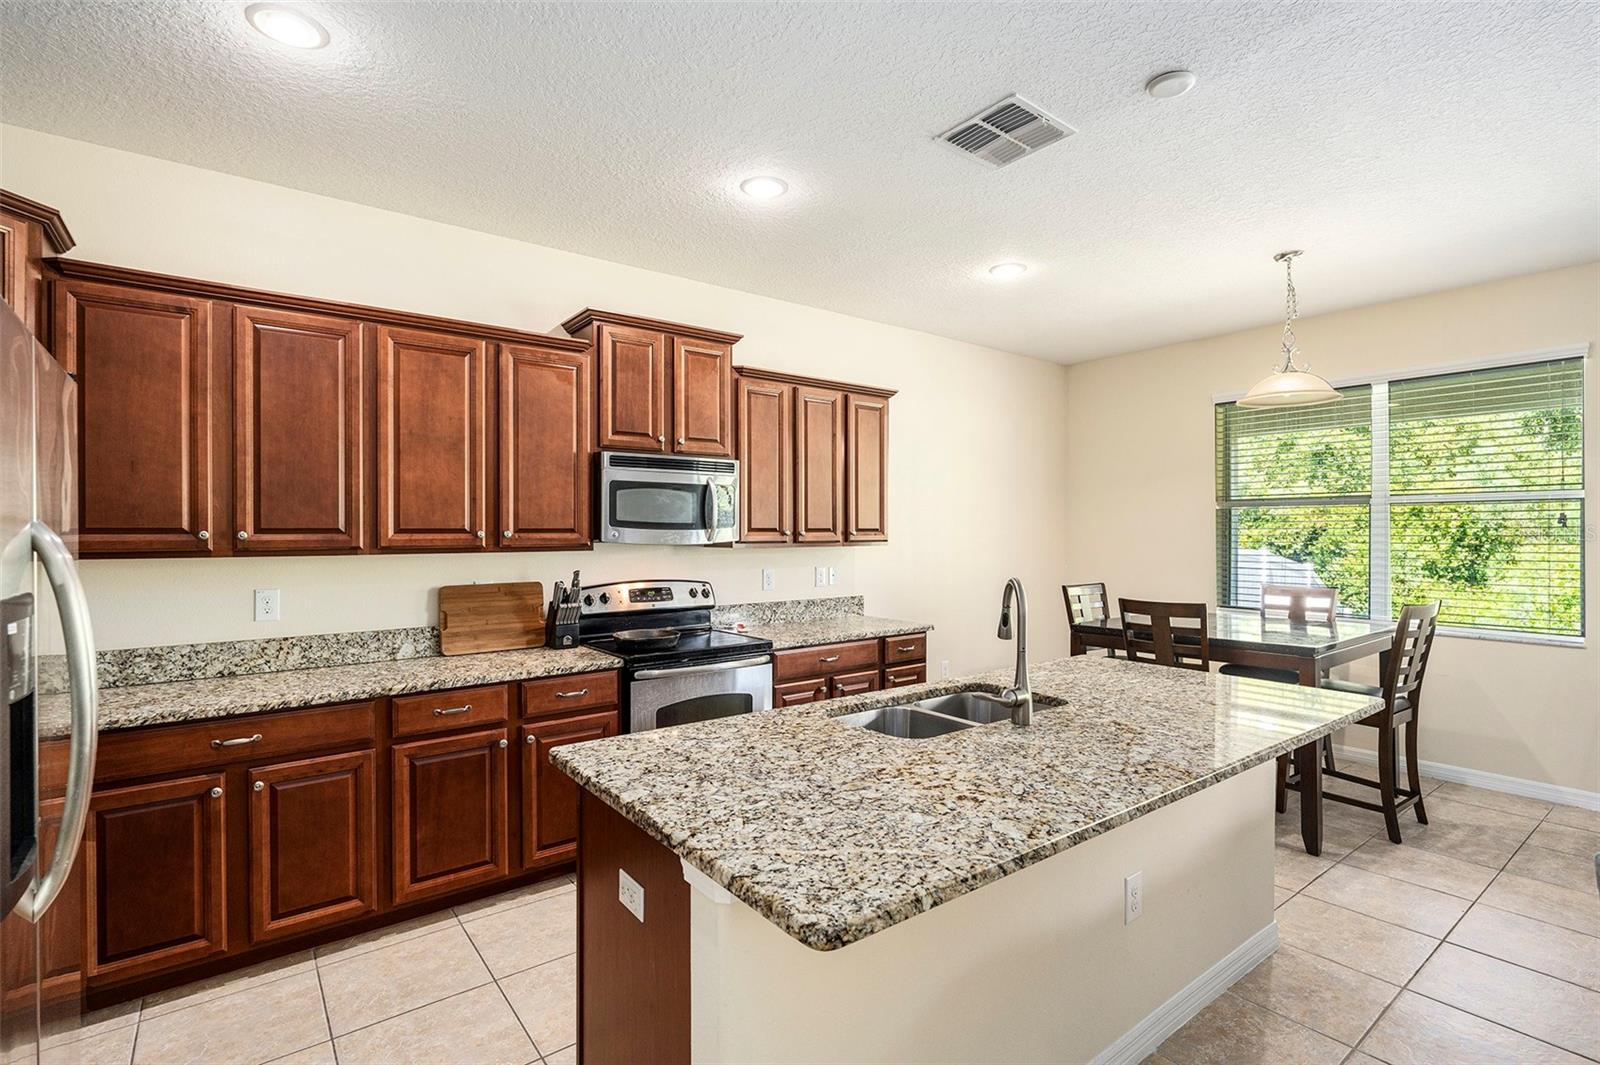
[1064,582,1120,657]
[1117,599,1210,671]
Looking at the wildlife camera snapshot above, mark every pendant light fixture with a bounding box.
[1237,250,1341,408]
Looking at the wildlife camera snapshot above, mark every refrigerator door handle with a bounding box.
[16,520,98,922]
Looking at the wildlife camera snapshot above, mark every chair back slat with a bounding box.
[1063,583,1110,629]
[1385,601,1441,707]
[1260,583,1338,624]
[1118,598,1210,671]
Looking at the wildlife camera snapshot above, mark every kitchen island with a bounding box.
[553,655,1381,1064]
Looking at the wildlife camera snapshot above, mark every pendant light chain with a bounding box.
[1279,250,1302,372]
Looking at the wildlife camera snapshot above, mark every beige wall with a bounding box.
[1063,263,1600,793]
[0,124,1074,675]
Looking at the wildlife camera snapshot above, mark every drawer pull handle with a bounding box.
[433,704,473,717]
[819,655,841,663]
[897,645,916,652]
[554,689,589,699]
[211,734,262,749]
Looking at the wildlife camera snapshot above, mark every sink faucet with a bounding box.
[974,578,1033,725]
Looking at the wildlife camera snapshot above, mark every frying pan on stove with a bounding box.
[611,627,682,651]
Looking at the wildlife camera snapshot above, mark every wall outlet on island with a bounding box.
[761,567,775,592]
[1125,871,1144,924]
[814,566,827,588]
[618,868,645,923]
[253,589,280,622]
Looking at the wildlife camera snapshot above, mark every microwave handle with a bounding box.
[702,482,715,537]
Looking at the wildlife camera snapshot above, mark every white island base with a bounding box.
[683,763,1278,1065]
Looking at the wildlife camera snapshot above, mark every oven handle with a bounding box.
[633,654,772,680]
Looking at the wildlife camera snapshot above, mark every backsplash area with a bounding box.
[710,595,863,627]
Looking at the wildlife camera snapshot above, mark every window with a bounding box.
[1217,355,1585,639]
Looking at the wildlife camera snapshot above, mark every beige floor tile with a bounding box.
[1302,863,1470,938]
[266,1043,337,1065]
[1343,838,1496,899]
[133,969,329,1065]
[1229,943,1399,1046]
[500,953,576,1057]
[314,909,459,966]
[142,949,315,1019]
[1430,782,1554,820]
[463,889,576,978]
[1341,1052,1384,1065]
[40,999,140,1051]
[1400,819,1532,871]
[318,922,492,1036]
[543,1046,576,1065]
[1424,796,1543,835]
[1410,943,1600,1059]
[1156,991,1348,1065]
[40,1024,136,1065]
[1273,885,1294,908]
[1277,809,1371,858]
[1504,844,1595,894]
[1275,895,1439,984]
[1358,989,1586,1065]
[1527,821,1600,859]
[1478,871,1600,939]
[334,983,535,1065]
[454,873,576,922]
[1545,804,1600,833]
[1274,842,1334,891]
[1448,904,1600,991]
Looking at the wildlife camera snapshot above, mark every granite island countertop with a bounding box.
[737,614,932,650]
[41,645,620,738]
[552,654,1382,952]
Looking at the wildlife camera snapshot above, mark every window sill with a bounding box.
[1434,626,1585,650]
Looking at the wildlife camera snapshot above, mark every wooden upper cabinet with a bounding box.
[0,190,74,345]
[794,384,845,544]
[672,338,733,456]
[736,375,793,543]
[846,393,889,542]
[56,279,215,555]
[596,324,667,452]
[376,326,487,550]
[500,344,591,548]
[234,306,364,552]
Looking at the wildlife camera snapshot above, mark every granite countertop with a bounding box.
[737,614,932,650]
[42,645,620,738]
[552,654,1382,952]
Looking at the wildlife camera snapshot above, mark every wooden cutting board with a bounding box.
[437,581,545,656]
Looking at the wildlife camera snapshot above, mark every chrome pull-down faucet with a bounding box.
[974,578,1033,726]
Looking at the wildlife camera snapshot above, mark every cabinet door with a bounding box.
[248,750,377,944]
[521,711,619,867]
[56,280,214,554]
[499,344,591,548]
[793,385,844,544]
[671,338,733,456]
[86,774,227,981]
[596,324,666,452]
[736,377,792,543]
[830,669,880,698]
[392,728,508,905]
[376,326,487,549]
[845,393,889,542]
[774,678,829,707]
[1,799,85,1012]
[234,306,364,552]
[0,209,38,337]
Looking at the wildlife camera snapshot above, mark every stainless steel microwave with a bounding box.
[597,451,739,545]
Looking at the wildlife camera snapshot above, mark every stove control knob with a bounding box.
[688,587,698,598]
[701,584,712,598]
[599,592,610,605]
[582,594,593,607]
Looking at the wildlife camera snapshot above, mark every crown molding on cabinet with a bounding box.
[736,365,897,400]
[560,307,743,346]
[0,190,75,252]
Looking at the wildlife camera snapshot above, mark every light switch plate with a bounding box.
[619,869,645,923]
[814,566,827,588]
[761,567,775,591]
[1125,871,1144,924]
[254,589,280,622]
[828,566,837,586]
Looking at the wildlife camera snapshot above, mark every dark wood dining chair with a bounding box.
[1117,599,1210,671]
[1221,584,1341,771]
[1281,601,1441,843]
[1063,582,1117,657]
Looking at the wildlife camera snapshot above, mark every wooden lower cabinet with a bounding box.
[884,663,927,688]
[521,711,619,868]
[86,774,228,981]
[391,728,509,906]
[248,750,377,944]
[2,799,85,1012]
[830,669,880,698]
[774,678,830,707]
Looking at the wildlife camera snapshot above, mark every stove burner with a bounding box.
[610,627,682,651]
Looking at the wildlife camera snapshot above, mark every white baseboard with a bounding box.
[1332,744,1600,812]
[1090,922,1279,1065]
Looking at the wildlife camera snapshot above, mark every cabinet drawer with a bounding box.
[392,684,510,739]
[94,702,377,784]
[774,678,830,707]
[884,663,926,688]
[773,639,879,682]
[830,670,880,698]
[883,633,926,665]
[521,672,619,719]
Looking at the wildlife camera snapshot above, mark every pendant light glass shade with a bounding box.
[1238,250,1341,409]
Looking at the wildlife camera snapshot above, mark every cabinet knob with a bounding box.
[236,531,249,541]
[253,781,264,792]
[502,530,514,539]
[677,436,685,445]
[526,733,537,744]
[197,530,210,541]
[475,530,485,540]
[497,738,509,749]
[209,786,222,798]
[657,435,665,444]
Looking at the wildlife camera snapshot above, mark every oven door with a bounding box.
[627,655,773,732]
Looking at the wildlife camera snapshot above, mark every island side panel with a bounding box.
[577,791,691,1065]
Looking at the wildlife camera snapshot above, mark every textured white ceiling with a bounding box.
[2,1,1596,362]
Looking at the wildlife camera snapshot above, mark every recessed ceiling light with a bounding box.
[988,262,1028,281]
[1145,70,1197,99]
[245,4,330,49]
[739,176,788,200]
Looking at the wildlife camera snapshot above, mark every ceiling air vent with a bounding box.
[938,94,1074,168]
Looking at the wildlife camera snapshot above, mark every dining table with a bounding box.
[1068,607,1396,857]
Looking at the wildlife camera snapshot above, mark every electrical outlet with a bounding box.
[254,589,280,622]
[828,566,837,586]
[618,868,645,923]
[941,659,951,679]
[814,565,827,588]
[761,567,775,592]
[1125,871,1144,924]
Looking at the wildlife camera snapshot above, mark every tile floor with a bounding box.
[37,778,1600,1065]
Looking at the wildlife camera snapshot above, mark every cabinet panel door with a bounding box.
[596,325,666,452]
[793,385,844,544]
[56,280,214,554]
[671,338,733,456]
[845,393,889,542]
[376,326,486,549]
[86,774,227,981]
[1,799,85,1012]
[248,750,377,944]
[774,678,829,707]
[392,728,508,905]
[521,711,619,866]
[736,377,792,543]
[234,305,364,552]
[499,344,591,548]
[0,210,35,336]
[830,669,880,698]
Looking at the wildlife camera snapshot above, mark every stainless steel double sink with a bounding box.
[833,690,1055,739]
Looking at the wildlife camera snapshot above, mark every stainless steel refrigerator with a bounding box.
[0,300,99,1061]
